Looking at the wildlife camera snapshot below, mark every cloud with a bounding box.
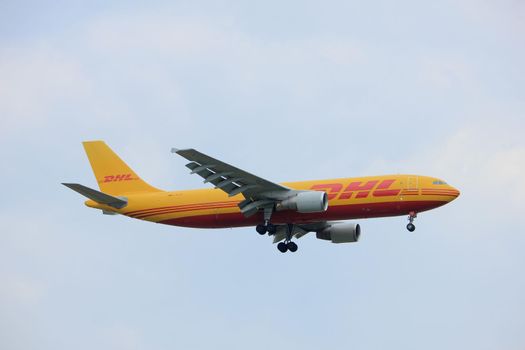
[455,0,525,36]
[86,15,231,56]
[102,324,144,350]
[83,13,366,90]
[422,121,525,209]
[0,13,367,145]
[419,54,474,89]
[85,13,364,61]
[0,45,91,136]
[0,272,46,307]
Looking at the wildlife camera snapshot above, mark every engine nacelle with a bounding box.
[276,191,328,213]
[316,223,361,243]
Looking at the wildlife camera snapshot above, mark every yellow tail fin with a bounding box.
[82,141,160,195]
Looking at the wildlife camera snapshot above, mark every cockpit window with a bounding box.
[432,180,447,185]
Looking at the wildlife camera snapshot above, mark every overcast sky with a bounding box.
[1,1,524,349]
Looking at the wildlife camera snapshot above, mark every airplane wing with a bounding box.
[172,148,296,216]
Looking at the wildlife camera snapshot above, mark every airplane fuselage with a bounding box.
[87,174,459,228]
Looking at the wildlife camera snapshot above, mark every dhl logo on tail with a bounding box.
[101,174,136,183]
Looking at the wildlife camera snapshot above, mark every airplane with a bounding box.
[63,141,460,253]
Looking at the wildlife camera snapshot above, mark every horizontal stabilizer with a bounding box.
[62,183,128,209]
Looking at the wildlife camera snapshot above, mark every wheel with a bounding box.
[287,241,298,252]
[267,224,277,235]
[277,242,288,253]
[256,224,267,235]
[406,223,416,232]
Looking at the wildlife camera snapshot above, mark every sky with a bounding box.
[1,1,524,349]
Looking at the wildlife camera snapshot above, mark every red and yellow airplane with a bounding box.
[63,141,460,253]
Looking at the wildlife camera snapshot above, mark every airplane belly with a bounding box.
[157,199,448,228]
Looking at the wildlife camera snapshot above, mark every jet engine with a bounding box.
[276,191,328,213]
[316,223,361,243]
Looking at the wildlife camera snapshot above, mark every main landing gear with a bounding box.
[406,211,417,232]
[254,207,298,253]
[256,223,298,253]
[255,206,277,235]
[277,224,298,254]
[256,223,277,235]
[277,241,298,253]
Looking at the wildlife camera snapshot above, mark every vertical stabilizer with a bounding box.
[82,141,160,195]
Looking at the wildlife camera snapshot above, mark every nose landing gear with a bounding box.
[406,211,417,232]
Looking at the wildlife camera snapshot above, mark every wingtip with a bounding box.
[172,147,194,154]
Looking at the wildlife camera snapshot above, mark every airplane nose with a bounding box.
[450,186,460,200]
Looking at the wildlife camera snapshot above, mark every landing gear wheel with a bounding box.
[287,241,298,252]
[406,211,417,232]
[256,224,267,235]
[267,224,277,235]
[277,242,288,253]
